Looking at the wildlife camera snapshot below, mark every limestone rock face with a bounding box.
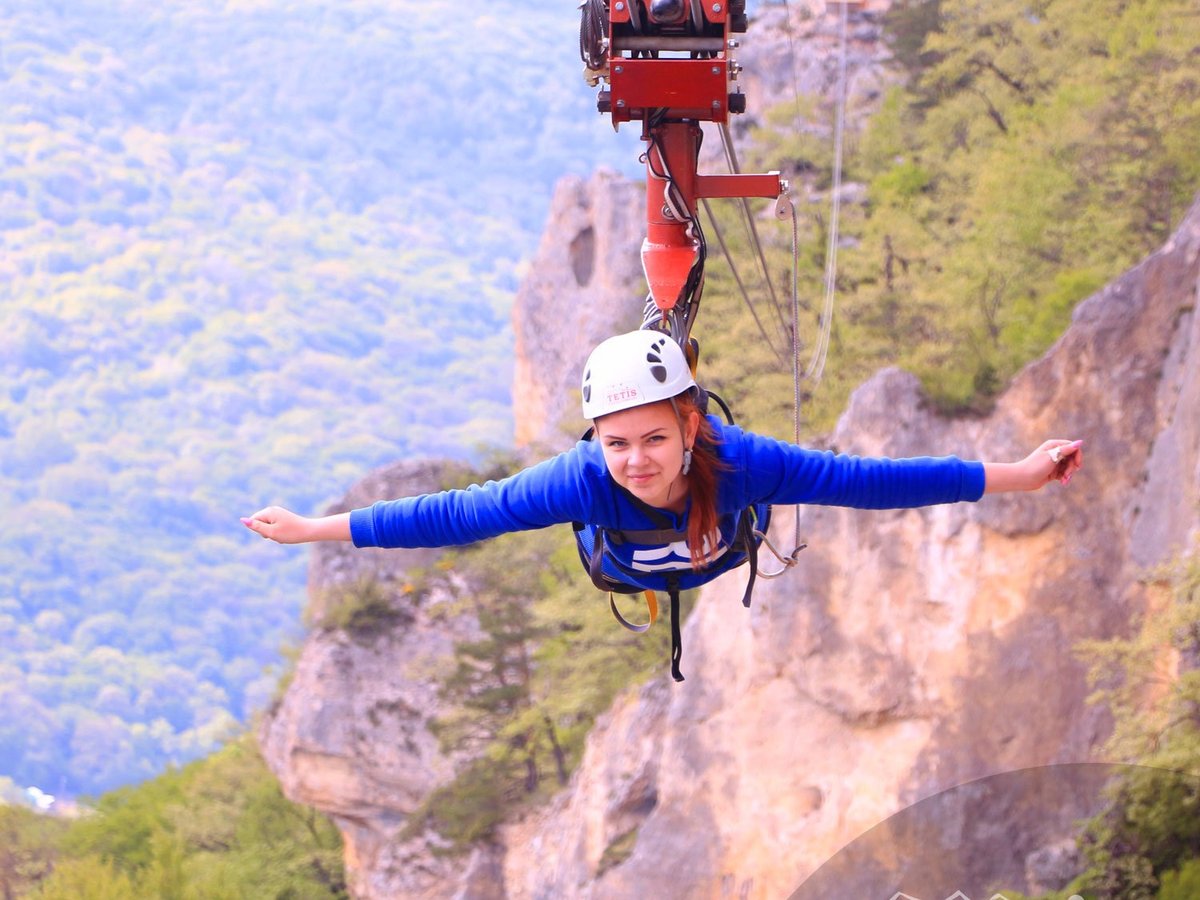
[736,0,895,125]
[262,193,1200,897]
[511,169,646,452]
[497,195,1200,898]
[258,459,489,899]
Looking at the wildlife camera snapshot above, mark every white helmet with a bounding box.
[581,330,697,419]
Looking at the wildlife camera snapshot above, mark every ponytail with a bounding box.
[674,392,728,570]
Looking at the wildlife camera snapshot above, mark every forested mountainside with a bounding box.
[0,0,638,796]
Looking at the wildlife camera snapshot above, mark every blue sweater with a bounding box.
[350,419,986,588]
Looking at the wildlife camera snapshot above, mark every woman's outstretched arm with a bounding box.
[983,439,1084,494]
[242,445,600,548]
[241,507,351,544]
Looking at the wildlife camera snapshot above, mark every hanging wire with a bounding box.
[701,198,787,363]
[806,0,850,384]
[719,123,791,338]
[753,0,854,576]
[779,0,807,126]
[753,192,807,577]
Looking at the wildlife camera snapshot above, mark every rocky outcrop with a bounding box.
[262,193,1200,897]
[259,163,652,899]
[497,195,1200,898]
[735,0,896,129]
[511,169,646,452]
[259,459,490,898]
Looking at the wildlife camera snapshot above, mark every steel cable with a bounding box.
[701,198,787,363]
[718,124,791,338]
[806,0,849,384]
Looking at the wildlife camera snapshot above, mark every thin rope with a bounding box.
[806,0,849,383]
[779,0,806,127]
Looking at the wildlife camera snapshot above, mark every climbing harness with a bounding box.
[572,387,773,682]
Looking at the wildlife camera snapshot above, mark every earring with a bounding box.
[681,447,693,475]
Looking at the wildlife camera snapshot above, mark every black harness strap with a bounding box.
[667,578,684,682]
[605,526,688,545]
[736,507,759,609]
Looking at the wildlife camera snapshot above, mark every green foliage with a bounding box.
[1159,858,1200,900]
[1000,553,1200,900]
[1064,553,1200,899]
[882,0,944,81]
[0,0,638,797]
[28,856,137,900]
[1000,554,1200,900]
[403,525,676,851]
[597,827,639,877]
[696,0,1200,436]
[315,576,410,642]
[13,734,346,898]
[0,804,69,899]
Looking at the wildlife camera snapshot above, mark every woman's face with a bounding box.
[596,400,699,510]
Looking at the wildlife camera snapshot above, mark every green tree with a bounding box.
[28,856,136,900]
[1067,553,1200,898]
[28,735,346,897]
[0,805,68,900]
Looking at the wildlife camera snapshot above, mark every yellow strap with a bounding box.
[609,590,659,633]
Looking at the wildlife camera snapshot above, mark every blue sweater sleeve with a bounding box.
[733,427,986,509]
[349,448,597,549]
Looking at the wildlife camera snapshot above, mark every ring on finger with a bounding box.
[1048,447,1062,464]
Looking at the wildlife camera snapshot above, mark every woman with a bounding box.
[243,330,1083,676]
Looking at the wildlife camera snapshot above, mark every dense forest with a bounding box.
[1,736,346,899]
[0,0,640,797]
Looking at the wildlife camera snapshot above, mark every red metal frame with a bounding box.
[609,58,728,126]
[601,0,782,317]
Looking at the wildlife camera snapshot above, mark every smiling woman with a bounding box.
[243,330,1084,678]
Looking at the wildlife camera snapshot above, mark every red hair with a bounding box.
[674,392,728,570]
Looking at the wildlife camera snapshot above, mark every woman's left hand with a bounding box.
[1030,439,1084,487]
[983,439,1084,494]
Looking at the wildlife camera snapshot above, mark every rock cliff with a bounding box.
[261,194,1200,899]
[259,459,489,896]
[496,190,1200,896]
[510,169,646,451]
[258,4,1200,898]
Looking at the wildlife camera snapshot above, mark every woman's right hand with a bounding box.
[241,507,353,544]
[241,506,314,544]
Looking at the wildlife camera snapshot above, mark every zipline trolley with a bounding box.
[580,0,789,345]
